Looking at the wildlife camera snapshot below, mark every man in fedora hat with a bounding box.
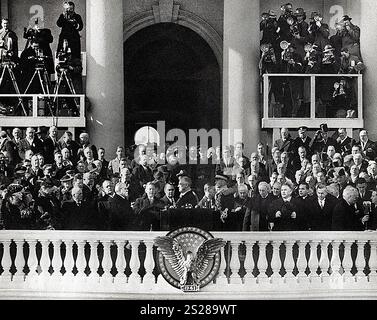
[308,12,330,52]
[340,15,361,58]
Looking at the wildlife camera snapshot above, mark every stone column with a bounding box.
[223,0,260,155]
[361,0,377,140]
[86,0,124,153]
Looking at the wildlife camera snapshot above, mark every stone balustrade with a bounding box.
[0,231,376,299]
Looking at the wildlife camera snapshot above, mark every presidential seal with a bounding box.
[155,227,225,293]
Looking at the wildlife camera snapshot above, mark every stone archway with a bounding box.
[123,0,223,69]
[123,23,221,147]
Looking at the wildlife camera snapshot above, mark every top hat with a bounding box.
[323,45,335,53]
[36,126,48,134]
[320,123,329,132]
[342,15,352,21]
[294,8,306,17]
[215,173,228,182]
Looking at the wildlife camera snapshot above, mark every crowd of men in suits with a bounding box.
[0,123,376,232]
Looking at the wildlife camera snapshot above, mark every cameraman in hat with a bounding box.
[308,12,330,52]
[57,1,83,60]
[310,124,339,154]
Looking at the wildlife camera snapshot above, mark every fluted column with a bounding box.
[86,0,124,153]
[361,0,377,139]
[223,0,260,154]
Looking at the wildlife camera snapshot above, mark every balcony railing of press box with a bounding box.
[0,94,86,128]
[0,230,377,299]
[262,73,363,130]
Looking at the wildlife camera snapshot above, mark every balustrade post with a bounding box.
[128,241,141,284]
[51,240,63,280]
[330,241,342,280]
[88,240,100,282]
[296,240,308,283]
[0,240,12,282]
[270,240,283,284]
[342,241,355,283]
[142,241,156,286]
[13,240,26,282]
[355,240,367,283]
[75,241,88,281]
[229,241,242,284]
[39,240,51,279]
[243,241,256,285]
[214,243,228,285]
[284,241,296,283]
[368,240,377,282]
[63,240,75,279]
[319,241,330,282]
[114,240,127,284]
[256,241,269,284]
[308,241,320,284]
[26,240,38,280]
[101,241,114,284]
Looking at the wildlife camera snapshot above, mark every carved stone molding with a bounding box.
[123,2,223,67]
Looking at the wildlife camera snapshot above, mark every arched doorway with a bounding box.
[124,23,221,147]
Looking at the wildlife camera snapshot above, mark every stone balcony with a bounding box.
[0,230,376,300]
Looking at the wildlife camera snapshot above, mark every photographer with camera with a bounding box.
[0,19,18,63]
[308,12,330,52]
[260,10,280,59]
[277,3,294,42]
[19,40,50,94]
[23,20,54,77]
[287,8,309,61]
[57,1,83,60]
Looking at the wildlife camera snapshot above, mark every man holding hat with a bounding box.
[340,15,361,59]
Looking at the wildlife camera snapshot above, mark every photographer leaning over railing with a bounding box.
[57,1,83,60]
[0,18,18,64]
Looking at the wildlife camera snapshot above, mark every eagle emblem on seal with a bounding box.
[155,227,225,292]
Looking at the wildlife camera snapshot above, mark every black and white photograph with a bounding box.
[0,0,376,306]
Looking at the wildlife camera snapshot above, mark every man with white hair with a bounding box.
[78,132,98,160]
[176,176,199,209]
[243,181,274,231]
[357,130,376,160]
[19,127,44,160]
[268,183,300,231]
[43,126,60,164]
[332,185,366,231]
[106,182,134,230]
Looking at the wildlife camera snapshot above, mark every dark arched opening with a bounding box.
[124,23,221,147]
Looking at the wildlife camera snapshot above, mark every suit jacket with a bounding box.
[216,157,235,177]
[160,195,176,208]
[332,199,364,231]
[19,138,44,159]
[107,194,134,231]
[58,140,80,164]
[309,195,338,231]
[357,140,377,160]
[274,138,294,155]
[338,137,356,156]
[132,164,154,189]
[268,197,301,231]
[43,136,60,164]
[292,136,312,157]
[243,193,274,231]
[176,190,199,209]
[0,139,20,165]
[133,195,165,231]
[61,200,95,230]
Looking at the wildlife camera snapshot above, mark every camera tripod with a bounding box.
[24,66,55,116]
[53,67,79,112]
[0,62,28,116]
